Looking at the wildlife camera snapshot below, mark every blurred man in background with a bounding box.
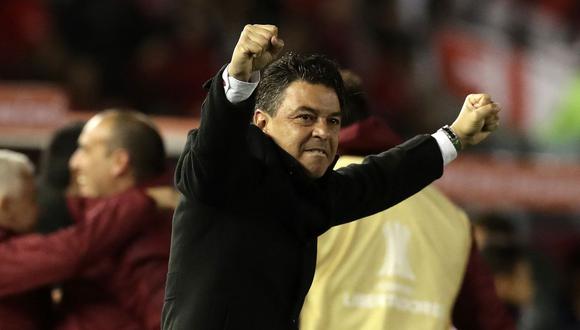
[0,110,172,329]
[475,212,573,329]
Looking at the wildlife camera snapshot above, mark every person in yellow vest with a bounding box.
[300,71,515,330]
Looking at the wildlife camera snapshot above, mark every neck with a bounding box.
[105,176,137,197]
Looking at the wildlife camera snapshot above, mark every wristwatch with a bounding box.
[440,125,462,152]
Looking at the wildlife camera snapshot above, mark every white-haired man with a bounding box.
[0,149,51,330]
[0,150,37,236]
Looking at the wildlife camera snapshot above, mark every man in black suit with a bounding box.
[162,24,500,329]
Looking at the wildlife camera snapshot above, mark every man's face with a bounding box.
[69,118,117,198]
[0,171,38,234]
[257,81,341,178]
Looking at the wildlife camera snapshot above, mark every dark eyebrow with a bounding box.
[291,107,342,117]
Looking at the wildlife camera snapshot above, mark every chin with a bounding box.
[302,159,331,178]
[307,166,328,178]
[79,188,97,198]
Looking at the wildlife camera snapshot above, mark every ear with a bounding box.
[0,195,8,211]
[253,109,271,133]
[0,195,12,229]
[110,149,131,177]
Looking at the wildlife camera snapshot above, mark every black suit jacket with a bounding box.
[162,67,443,330]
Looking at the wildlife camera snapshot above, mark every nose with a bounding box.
[69,149,81,171]
[312,120,330,139]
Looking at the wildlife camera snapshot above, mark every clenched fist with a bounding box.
[450,94,501,148]
[229,24,285,82]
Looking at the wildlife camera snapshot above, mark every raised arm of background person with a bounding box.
[0,187,156,297]
[452,240,516,330]
[175,24,283,200]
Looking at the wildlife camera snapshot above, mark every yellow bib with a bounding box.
[301,156,471,330]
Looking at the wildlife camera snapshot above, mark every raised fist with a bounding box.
[450,94,501,148]
[229,24,285,82]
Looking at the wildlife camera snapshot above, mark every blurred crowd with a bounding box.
[2,0,580,141]
[474,211,580,329]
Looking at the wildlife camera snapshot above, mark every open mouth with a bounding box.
[304,148,327,156]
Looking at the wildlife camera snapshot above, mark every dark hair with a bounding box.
[104,110,166,182]
[481,244,527,276]
[255,52,345,117]
[40,121,86,189]
[473,213,517,236]
[339,69,370,127]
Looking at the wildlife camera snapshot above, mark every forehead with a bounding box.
[78,116,113,146]
[20,171,35,190]
[13,170,36,198]
[278,81,341,115]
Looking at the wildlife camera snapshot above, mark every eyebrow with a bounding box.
[292,106,342,117]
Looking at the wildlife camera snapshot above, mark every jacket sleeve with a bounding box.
[330,134,444,225]
[0,189,156,297]
[174,66,256,200]
[451,240,517,330]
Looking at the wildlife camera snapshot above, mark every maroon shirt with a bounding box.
[0,231,52,330]
[0,187,171,330]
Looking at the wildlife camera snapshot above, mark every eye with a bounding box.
[328,117,341,126]
[296,114,316,123]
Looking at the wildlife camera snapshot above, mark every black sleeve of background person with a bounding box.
[36,186,74,234]
[452,240,517,330]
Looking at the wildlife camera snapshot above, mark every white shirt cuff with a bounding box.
[432,130,457,166]
[222,64,260,104]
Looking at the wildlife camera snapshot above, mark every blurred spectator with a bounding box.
[301,157,515,330]
[0,149,52,330]
[472,212,520,250]
[481,244,534,317]
[477,212,573,329]
[37,121,85,234]
[562,246,580,329]
[0,110,173,329]
[34,121,84,325]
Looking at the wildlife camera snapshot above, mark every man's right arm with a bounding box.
[193,24,284,153]
[175,25,283,198]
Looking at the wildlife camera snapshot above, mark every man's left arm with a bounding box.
[330,94,500,225]
[331,134,443,224]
